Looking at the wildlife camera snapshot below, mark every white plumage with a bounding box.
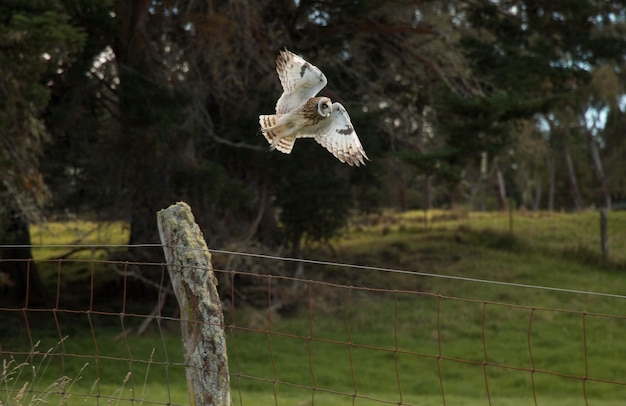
[259,49,369,167]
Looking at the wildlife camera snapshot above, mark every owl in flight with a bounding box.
[259,49,369,166]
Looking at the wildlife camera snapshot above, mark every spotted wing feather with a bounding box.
[275,50,327,114]
[310,103,369,167]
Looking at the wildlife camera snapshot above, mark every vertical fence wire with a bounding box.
[527,308,538,406]
[582,312,589,406]
[306,280,317,405]
[436,294,446,406]
[392,291,403,405]
[344,286,358,405]
[481,301,492,406]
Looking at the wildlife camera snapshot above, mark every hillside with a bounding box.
[2,210,625,405]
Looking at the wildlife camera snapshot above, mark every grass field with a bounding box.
[2,210,626,405]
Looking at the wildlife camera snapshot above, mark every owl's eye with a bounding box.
[317,100,332,117]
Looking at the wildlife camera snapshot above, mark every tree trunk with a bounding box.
[479,173,486,212]
[495,170,507,211]
[532,173,542,211]
[129,197,162,245]
[600,208,609,260]
[424,173,432,210]
[398,165,407,212]
[548,156,555,212]
[586,129,611,210]
[564,147,585,211]
[0,208,48,306]
[114,0,177,247]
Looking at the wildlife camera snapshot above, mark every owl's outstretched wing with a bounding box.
[275,49,327,114]
[310,103,369,167]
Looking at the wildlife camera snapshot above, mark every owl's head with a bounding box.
[317,97,333,118]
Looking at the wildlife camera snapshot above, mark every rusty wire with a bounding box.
[0,247,625,405]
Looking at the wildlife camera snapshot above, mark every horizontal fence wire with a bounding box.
[1,245,626,405]
[4,244,626,300]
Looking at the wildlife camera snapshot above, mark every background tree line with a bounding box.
[1,0,626,300]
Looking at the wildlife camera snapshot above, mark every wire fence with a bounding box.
[1,245,626,405]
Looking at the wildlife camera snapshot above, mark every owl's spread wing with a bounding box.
[275,50,327,114]
[311,103,369,167]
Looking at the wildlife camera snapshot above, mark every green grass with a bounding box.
[2,210,626,405]
[30,220,129,261]
[355,209,626,263]
[224,290,626,403]
[1,328,189,405]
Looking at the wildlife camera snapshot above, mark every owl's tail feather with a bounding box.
[259,114,296,154]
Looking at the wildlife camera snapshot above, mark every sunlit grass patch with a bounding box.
[461,210,626,263]
[27,221,131,295]
[344,209,626,265]
[30,220,129,261]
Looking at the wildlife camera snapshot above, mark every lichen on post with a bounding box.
[157,201,231,406]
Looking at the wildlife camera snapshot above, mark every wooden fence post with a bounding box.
[156,202,231,406]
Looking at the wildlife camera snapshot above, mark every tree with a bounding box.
[447,0,626,210]
[603,107,626,205]
[275,160,353,257]
[0,0,84,303]
[33,0,626,261]
[42,0,481,248]
[579,65,625,209]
